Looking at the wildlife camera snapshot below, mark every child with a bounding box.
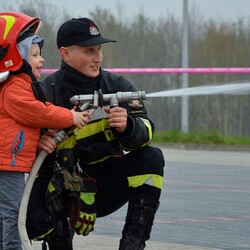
[0,11,91,250]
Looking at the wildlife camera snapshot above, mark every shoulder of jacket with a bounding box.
[42,70,60,84]
[2,74,31,89]
[101,69,120,81]
[9,73,31,81]
[41,71,62,91]
[101,69,133,91]
[41,70,63,103]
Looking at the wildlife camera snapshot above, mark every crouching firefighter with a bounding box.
[26,114,165,250]
[26,16,165,250]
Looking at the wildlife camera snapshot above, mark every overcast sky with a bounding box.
[3,0,250,23]
[56,0,250,22]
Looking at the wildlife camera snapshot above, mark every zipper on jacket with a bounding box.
[11,130,25,166]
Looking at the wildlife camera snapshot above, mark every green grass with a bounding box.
[152,130,250,146]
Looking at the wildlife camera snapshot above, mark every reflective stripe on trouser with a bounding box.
[127,174,163,189]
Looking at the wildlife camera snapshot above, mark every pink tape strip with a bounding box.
[41,68,250,74]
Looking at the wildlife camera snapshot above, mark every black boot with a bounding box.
[119,195,160,250]
[45,218,74,250]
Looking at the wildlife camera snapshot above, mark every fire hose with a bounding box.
[18,130,69,250]
[18,89,145,250]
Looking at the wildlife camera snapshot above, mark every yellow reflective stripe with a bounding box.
[139,118,153,144]
[57,134,77,150]
[87,155,118,165]
[32,227,54,240]
[76,119,115,141]
[47,181,55,192]
[122,118,153,151]
[1,15,15,40]
[127,174,163,189]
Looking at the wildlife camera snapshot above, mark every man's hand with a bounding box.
[104,106,128,133]
[38,129,58,153]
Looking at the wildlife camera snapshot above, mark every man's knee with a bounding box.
[139,146,165,175]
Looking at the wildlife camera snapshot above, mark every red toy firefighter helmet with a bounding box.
[0,11,42,73]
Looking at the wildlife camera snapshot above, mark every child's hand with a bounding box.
[71,109,91,128]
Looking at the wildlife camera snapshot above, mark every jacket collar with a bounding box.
[61,60,101,94]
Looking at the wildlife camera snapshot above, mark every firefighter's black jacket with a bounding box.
[41,61,154,165]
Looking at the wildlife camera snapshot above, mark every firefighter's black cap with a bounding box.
[56,17,116,49]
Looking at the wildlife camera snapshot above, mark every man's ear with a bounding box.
[60,47,70,63]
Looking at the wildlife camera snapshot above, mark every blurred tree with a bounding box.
[1,2,250,136]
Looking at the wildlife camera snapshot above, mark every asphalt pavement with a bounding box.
[31,146,250,250]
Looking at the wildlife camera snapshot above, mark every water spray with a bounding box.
[146,82,250,98]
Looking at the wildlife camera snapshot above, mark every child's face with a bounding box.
[28,43,44,79]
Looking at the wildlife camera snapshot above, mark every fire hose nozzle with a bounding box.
[70,90,146,108]
[70,93,95,106]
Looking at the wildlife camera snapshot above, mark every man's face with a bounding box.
[62,44,103,77]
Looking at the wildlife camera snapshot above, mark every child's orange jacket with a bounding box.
[0,73,74,172]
